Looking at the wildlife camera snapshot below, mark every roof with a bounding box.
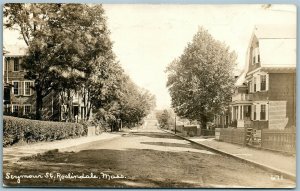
[259,38,296,68]
[245,25,296,72]
[254,25,296,39]
[3,44,27,56]
[261,67,296,73]
[234,70,246,86]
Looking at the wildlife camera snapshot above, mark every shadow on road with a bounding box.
[131,132,180,140]
[3,145,292,188]
[140,141,197,149]
[5,148,211,188]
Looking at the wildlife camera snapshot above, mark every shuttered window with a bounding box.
[261,75,266,91]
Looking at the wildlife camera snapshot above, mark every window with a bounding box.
[13,105,19,113]
[253,105,256,120]
[261,75,266,91]
[13,81,19,95]
[253,77,257,92]
[4,87,10,104]
[24,81,32,96]
[13,58,20,71]
[24,105,31,114]
[261,105,266,120]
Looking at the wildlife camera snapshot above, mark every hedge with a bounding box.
[3,116,86,147]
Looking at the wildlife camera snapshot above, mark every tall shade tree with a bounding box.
[166,27,236,129]
[4,3,112,120]
[118,75,156,128]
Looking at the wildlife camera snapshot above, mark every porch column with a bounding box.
[241,105,244,120]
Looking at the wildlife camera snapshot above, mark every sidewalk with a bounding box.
[164,129,296,179]
[3,132,121,162]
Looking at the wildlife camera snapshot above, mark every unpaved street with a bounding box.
[3,120,294,188]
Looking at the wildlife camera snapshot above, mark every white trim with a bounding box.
[11,104,20,113]
[256,74,261,92]
[23,81,33,96]
[266,73,269,91]
[252,101,269,121]
[251,105,255,120]
[246,68,261,78]
[256,103,260,120]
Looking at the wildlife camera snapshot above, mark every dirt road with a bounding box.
[3,119,295,188]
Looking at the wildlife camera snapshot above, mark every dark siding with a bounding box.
[269,73,296,128]
[252,121,268,129]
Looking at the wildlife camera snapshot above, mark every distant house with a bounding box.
[215,25,296,130]
[3,44,92,122]
[3,45,36,117]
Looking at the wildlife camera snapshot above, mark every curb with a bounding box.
[161,129,296,181]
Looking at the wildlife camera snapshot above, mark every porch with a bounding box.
[230,104,252,128]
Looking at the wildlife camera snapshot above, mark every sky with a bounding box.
[102,4,296,109]
[3,4,296,110]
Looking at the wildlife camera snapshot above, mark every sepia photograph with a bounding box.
[2,3,296,188]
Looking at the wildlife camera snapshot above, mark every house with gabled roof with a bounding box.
[230,25,296,130]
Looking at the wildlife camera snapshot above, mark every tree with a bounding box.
[4,3,111,120]
[117,76,156,128]
[166,27,236,129]
[90,66,156,131]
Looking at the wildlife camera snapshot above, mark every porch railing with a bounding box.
[232,93,253,101]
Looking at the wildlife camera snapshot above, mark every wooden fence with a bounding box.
[261,129,296,154]
[218,128,245,145]
[217,128,296,154]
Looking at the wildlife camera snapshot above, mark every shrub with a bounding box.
[3,116,85,147]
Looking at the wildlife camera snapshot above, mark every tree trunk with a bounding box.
[86,90,92,121]
[35,87,43,120]
[67,90,73,122]
[200,115,208,130]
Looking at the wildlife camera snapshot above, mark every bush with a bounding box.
[3,116,85,147]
